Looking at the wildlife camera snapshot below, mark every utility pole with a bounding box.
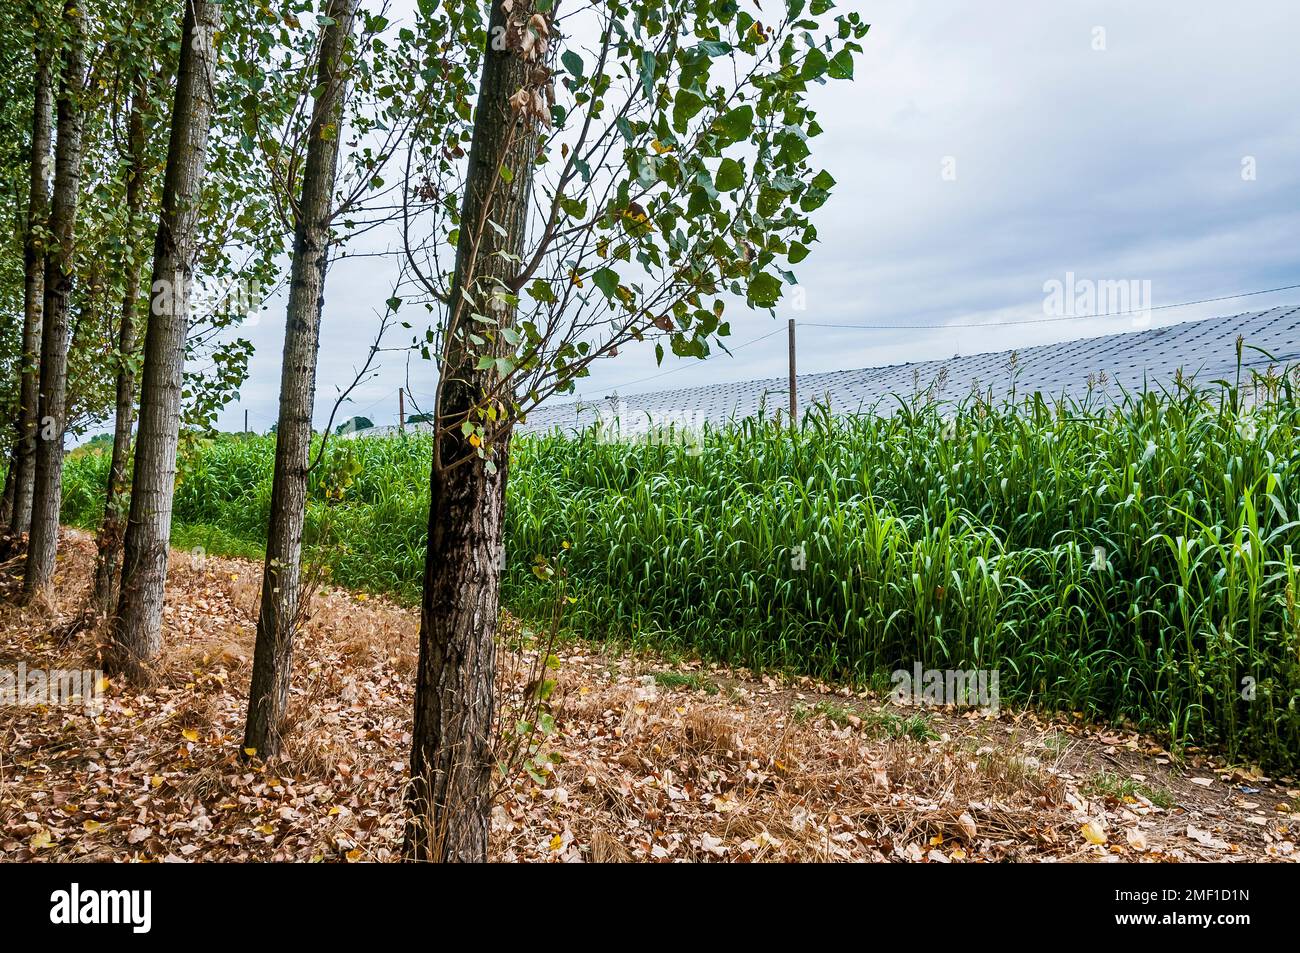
[243,409,249,435]
[788,318,797,429]
[398,387,406,432]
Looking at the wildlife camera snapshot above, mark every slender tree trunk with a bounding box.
[23,4,85,599]
[404,0,540,862]
[0,438,15,528]
[109,0,219,680]
[243,0,358,759]
[5,47,54,551]
[92,84,149,616]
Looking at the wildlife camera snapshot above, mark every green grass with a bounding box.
[1085,771,1175,808]
[55,360,1300,771]
[790,700,937,740]
[1040,731,1071,757]
[867,710,940,742]
[170,522,269,563]
[791,699,856,726]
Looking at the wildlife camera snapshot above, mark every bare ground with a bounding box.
[0,529,1296,863]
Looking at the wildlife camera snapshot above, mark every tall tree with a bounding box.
[403,0,543,862]
[6,33,54,554]
[243,0,360,759]
[0,5,37,530]
[401,0,867,860]
[91,74,151,615]
[109,0,220,679]
[23,0,85,599]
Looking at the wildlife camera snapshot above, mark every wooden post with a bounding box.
[788,318,797,429]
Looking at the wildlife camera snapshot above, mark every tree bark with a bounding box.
[243,0,358,759]
[23,3,84,599]
[404,0,540,862]
[92,82,149,617]
[5,45,54,551]
[109,0,219,680]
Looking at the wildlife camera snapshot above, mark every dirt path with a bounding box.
[0,529,1296,862]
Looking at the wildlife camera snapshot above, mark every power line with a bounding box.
[344,393,391,421]
[803,283,1300,331]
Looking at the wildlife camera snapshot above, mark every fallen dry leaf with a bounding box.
[1186,825,1230,851]
[1081,821,1108,845]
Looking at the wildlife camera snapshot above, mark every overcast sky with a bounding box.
[209,0,1300,435]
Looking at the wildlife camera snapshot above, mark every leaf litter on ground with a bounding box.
[0,530,1296,863]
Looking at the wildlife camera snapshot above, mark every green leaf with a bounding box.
[672,89,705,134]
[717,104,754,142]
[558,194,588,218]
[592,267,619,298]
[527,279,556,304]
[829,48,855,80]
[802,48,829,82]
[696,40,732,57]
[747,272,783,308]
[715,157,744,192]
[639,51,657,100]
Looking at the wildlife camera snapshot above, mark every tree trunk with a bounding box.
[405,438,513,862]
[23,3,85,599]
[0,439,15,529]
[109,0,219,680]
[5,46,54,551]
[243,0,358,760]
[92,82,149,617]
[404,0,540,862]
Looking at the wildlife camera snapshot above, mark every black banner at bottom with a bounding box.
[0,860,1287,940]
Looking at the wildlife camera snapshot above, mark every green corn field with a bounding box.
[60,366,1300,771]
